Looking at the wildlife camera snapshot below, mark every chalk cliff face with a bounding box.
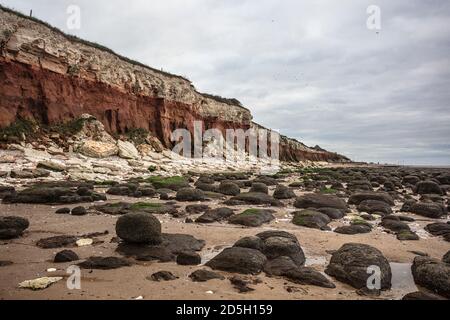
[0,7,349,162]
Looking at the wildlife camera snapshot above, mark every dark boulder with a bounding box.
[71,206,87,216]
[217,182,241,196]
[381,218,411,233]
[334,224,372,235]
[325,243,392,290]
[229,276,255,293]
[292,210,331,230]
[253,176,278,186]
[402,291,447,300]
[78,256,131,270]
[0,261,13,267]
[0,186,15,198]
[260,235,305,267]
[256,230,298,242]
[176,251,201,265]
[54,250,79,263]
[443,251,450,264]
[175,188,205,201]
[396,230,420,241]
[228,209,275,227]
[185,204,210,214]
[316,207,345,220]
[115,212,162,244]
[3,186,105,204]
[400,199,417,212]
[414,181,443,195]
[189,270,225,282]
[264,256,335,288]
[249,183,269,194]
[402,175,420,186]
[0,216,29,239]
[36,235,78,249]
[357,200,393,216]
[294,193,348,211]
[411,256,450,298]
[273,185,296,199]
[55,207,71,214]
[195,182,218,192]
[424,223,450,236]
[149,271,178,281]
[229,192,283,207]
[234,236,265,251]
[409,202,446,218]
[206,247,267,274]
[348,192,394,206]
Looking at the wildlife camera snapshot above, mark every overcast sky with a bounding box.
[2,0,450,165]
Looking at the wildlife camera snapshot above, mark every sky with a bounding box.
[2,0,450,165]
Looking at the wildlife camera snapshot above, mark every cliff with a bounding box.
[0,6,349,163]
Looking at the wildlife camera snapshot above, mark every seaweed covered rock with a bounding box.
[175,188,205,201]
[217,181,241,196]
[228,209,275,227]
[115,212,162,244]
[347,192,394,206]
[409,202,446,219]
[292,210,331,230]
[294,193,348,211]
[411,256,450,298]
[325,243,392,290]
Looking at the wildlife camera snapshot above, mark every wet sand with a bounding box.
[0,191,448,300]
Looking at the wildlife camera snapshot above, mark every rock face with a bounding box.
[0,7,348,163]
[325,243,392,290]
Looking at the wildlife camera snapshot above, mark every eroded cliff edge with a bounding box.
[0,7,349,163]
